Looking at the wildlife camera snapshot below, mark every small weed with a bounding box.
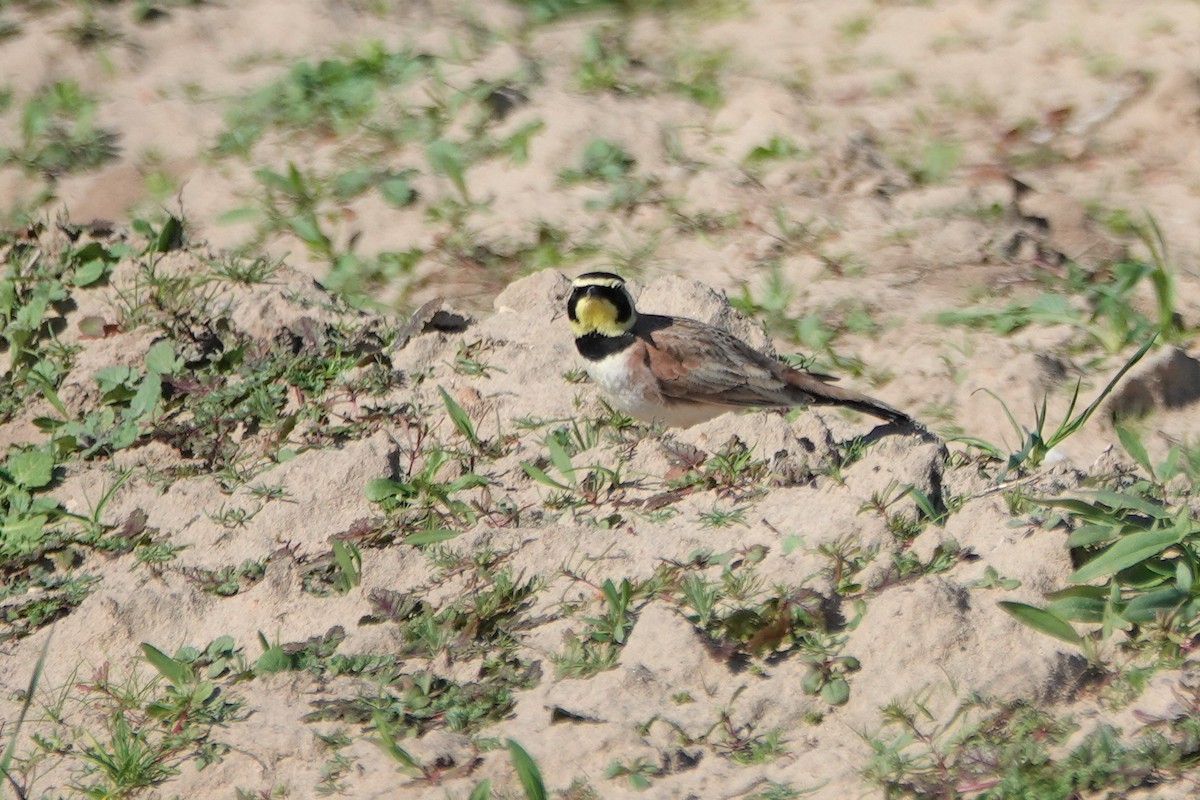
[559,138,657,211]
[837,13,873,43]
[864,692,1200,798]
[668,46,728,109]
[365,445,487,536]
[576,27,640,95]
[696,505,748,529]
[715,718,787,765]
[214,43,430,155]
[967,565,1021,591]
[955,335,1155,477]
[2,80,119,178]
[522,431,628,508]
[605,756,659,790]
[206,502,260,529]
[939,217,1182,351]
[450,338,504,378]
[555,578,639,677]
[561,366,588,384]
[747,781,814,800]
[743,135,808,174]
[178,559,267,597]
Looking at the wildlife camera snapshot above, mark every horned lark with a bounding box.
[567,271,912,428]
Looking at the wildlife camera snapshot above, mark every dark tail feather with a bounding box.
[787,372,913,425]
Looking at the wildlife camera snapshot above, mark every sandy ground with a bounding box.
[2,1,1200,798]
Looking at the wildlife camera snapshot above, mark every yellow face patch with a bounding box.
[570,294,630,337]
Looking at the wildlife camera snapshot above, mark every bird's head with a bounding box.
[567,272,637,337]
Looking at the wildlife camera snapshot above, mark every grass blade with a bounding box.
[141,642,191,687]
[506,739,547,800]
[0,630,51,791]
[439,386,479,448]
[1116,425,1154,479]
[1046,333,1156,448]
[545,436,574,480]
[403,528,461,546]
[373,712,423,776]
[520,461,571,491]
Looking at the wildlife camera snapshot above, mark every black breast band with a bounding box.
[575,332,635,360]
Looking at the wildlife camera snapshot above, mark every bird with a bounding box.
[566,271,912,428]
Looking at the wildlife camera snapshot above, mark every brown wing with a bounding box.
[639,315,911,424]
[640,316,810,407]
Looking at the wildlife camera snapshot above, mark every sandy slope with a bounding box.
[2,1,1200,798]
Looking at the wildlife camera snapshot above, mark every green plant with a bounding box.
[365,446,487,538]
[555,578,638,677]
[864,692,1200,798]
[1,80,119,177]
[667,46,728,109]
[1001,481,1200,653]
[605,756,659,790]
[742,135,808,177]
[521,431,628,509]
[696,505,748,529]
[507,738,548,800]
[939,217,1182,351]
[576,27,639,94]
[730,263,869,377]
[214,42,430,155]
[954,335,1155,476]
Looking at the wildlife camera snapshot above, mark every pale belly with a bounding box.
[585,356,724,428]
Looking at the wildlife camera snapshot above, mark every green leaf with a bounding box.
[520,461,570,491]
[0,630,51,780]
[403,528,460,546]
[288,213,329,248]
[628,773,651,790]
[145,340,180,375]
[1070,523,1188,584]
[1176,559,1194,595]
[468,780,492,800]
[999,601,1084,645]
[506,739,546,800]
[426,139,469,199]
[379,173,416,207]
[141,642,192,687]
[129,372,162,418]
[364,477,413,502]
[0,514,48,554]
[439,386,478,446]
[254,642,292,675]
[1087,489,1173,519]
[73,258,110,287]
[78,315,107,338]
[151,214,184,253]
[331,168,374,199]
[546,436,574,479]
[374,713,423,774]
[1044,586,1107,623]
[94,364,138,396]
[1122,587,1187,625]
[7,447,54,489]
[1066,523,1119,549]
[1116,425,1154,478]
[331,540,361,588]
[108,420,140,451]
[820,676,850,705]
